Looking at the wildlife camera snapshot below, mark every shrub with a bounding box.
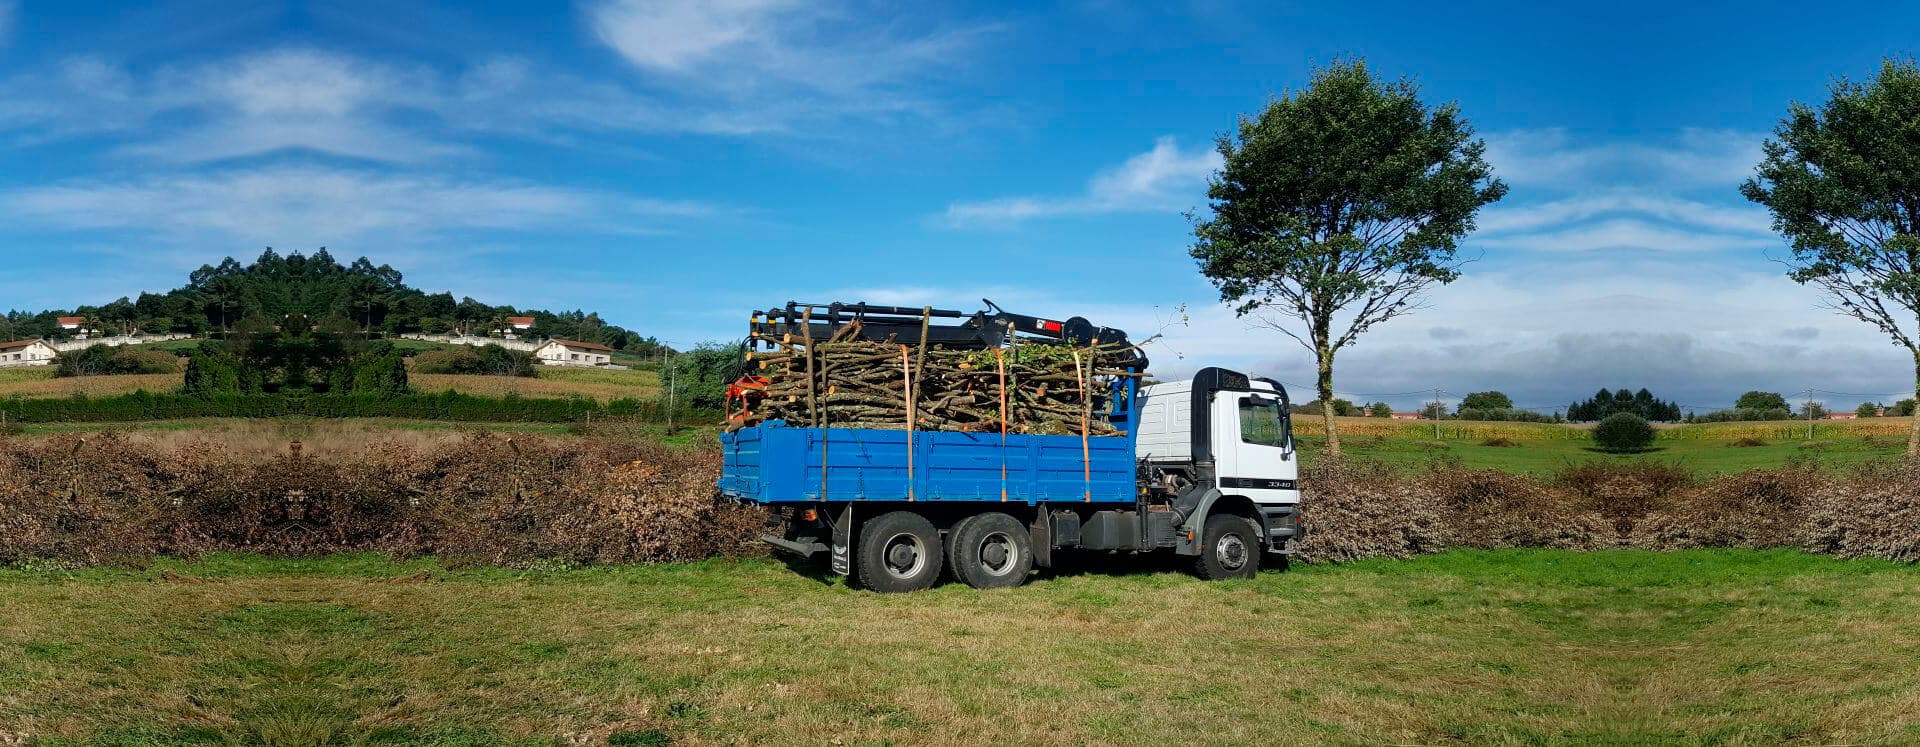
[1429,467,1612,550]
[52,345,180,377]
[0,433,764,566]
[1798,461,1920,562]
[412,345,537,377]
[1552,461,1693,534]
[1592,413,1655,452]
[1294,460,1447,563]
[1632,466,1817,550]
[1729,436,1768,448]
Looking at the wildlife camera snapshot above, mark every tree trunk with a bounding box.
[1909,350,1920,457]
[1316,345,1341,457]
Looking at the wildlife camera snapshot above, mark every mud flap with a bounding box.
[830,503,853,576]
[1029,505,1052,569]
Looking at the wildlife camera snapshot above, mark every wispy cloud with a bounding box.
[943,136,1220,226]
[0,167,717,243]
[0,41,960,164]
[1484,128,1762,189]
[589,0,989,94]
[1471,129,1775,255]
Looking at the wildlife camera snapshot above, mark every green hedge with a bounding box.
[0,391,707,424]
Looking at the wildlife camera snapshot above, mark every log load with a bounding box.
[738,325,1139,436]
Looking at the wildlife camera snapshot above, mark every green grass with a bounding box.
[1297,418,1910,475]
[6,550,1920,744]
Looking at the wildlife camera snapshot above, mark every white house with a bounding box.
[0,338,59,367]
[534,339,614,367]
[507,316,535,330]
[55,316,84,330]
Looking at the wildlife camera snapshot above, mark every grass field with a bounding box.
[1293,415,1911,475]
[3,549,1918,745]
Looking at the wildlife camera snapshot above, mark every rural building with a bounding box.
[55,316,84,330]
[1390,412,1422,420]
[508,316,535,330]
[534,339,614,367]
[1828,412,1859,420]
[0,338,58,367]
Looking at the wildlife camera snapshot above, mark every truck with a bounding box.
[717,301,1303,592]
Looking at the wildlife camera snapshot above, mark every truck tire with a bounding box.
[1191,514,1261,580]
[854,511,944,593]
[946,512,1033,589]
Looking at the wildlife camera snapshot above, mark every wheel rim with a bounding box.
[976,531,1020,576]
[882,532,927,579]
[1217,532,1248,571]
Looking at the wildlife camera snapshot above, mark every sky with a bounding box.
[1,0,1918,413]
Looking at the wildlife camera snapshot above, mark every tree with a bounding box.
[1857,401,1884,418]
[1369,401,1393,418]
[1736,391,1790,412]
[1744,58,1920,455]
[1190,60,1506,456]
[1458,391,1512,413]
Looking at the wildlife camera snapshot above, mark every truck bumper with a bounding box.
[1259,505,1303,553]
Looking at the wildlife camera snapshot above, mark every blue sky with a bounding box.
[1,0,1918,411]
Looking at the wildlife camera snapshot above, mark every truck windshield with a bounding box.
[1239,397,1286,447]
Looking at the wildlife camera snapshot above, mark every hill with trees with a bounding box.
[0,248,668,355]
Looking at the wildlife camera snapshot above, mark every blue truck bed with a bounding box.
[719,421,1137,504]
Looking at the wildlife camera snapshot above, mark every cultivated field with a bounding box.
[1293,415,1911,475]
[388,367,661,401]
[0,368,184,399]
[3,550,1918,745]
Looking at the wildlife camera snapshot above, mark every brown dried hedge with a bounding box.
[1294,460,1448,563]
[0,433,763,568]
[1798,461,1920,562]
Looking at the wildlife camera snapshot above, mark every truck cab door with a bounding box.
[1211,393,1300,506]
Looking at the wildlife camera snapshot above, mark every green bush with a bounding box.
[412,344,537,377]
[664,342,746,412]
[1592,413,1656,452]
[52,345,181,377]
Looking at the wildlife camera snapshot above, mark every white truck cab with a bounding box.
[1135,368,1302,547]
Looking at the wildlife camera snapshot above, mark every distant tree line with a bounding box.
[1567,388,1681,423]
[1,248,669,356]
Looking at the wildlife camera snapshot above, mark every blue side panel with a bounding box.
[719,421,1135,504]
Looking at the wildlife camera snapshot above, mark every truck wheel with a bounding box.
[1191,514,1261,581]
[947,513,1033,589]
[854,511,944,593]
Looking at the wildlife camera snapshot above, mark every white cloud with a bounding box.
[1464,129,1780,256]
[943,136,1220,226]
[587,0,989,97]
[1484,128,1763,190]
[0,167,717,243]
[0,42,950,164]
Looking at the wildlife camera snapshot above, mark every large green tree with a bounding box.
[1743,58,1920,455]
[1735,390,1790,412]
[1190,60,1506,455]
[1458,390,1513,413]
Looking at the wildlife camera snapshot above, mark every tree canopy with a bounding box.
[1743,58,1920,452]
[1735,391,1790,411]
[1189,59,1505,454]
[1567,388,1681,423]
[1458,391,1513,412]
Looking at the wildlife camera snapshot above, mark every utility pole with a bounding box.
[1806,389,1815,440]
[1432,387,1442,439]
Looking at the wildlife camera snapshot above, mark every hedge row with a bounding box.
[0,391,715,423]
